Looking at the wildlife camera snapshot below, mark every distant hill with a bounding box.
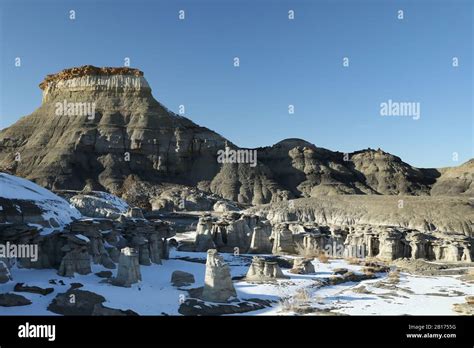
[0,66,472,206]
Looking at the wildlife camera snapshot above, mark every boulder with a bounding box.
[68,191,129,219]
[178,298,272,316]
[14,283,54,295]
[171,270,195,287]
[68,282,84,290]
[0,261,12,283]
[47,289,106,315]
[95,271,113,278]
[201,249,237,303]
[328,271,376,285]
[0,293,32,307]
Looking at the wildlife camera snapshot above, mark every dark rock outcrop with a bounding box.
[0,293,32,307]
[14,283,54,296]
[171,270,195,287]
[431,160,474,196]
[91,303,139,316]
[47,289,106,315]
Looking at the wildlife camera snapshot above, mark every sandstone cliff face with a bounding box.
[248,195,474,236]
[0,66,472,206]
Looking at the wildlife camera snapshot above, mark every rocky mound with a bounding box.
[349,149,437,195]
[256,142,439,197]
[431,159,474,196]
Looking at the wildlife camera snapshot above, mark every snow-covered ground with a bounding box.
[319,272,473,315]
[0,173,81,235]
[0,249,471,316]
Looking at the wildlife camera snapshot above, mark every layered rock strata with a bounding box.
[291,223,473,262]
[1,66,472,208]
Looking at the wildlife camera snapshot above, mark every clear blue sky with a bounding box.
[0,0,472,168]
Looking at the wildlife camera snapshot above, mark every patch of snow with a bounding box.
[0,173,81,235]
[69,191,129,218]
[93,191,129,213]
[75,234,90,243]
